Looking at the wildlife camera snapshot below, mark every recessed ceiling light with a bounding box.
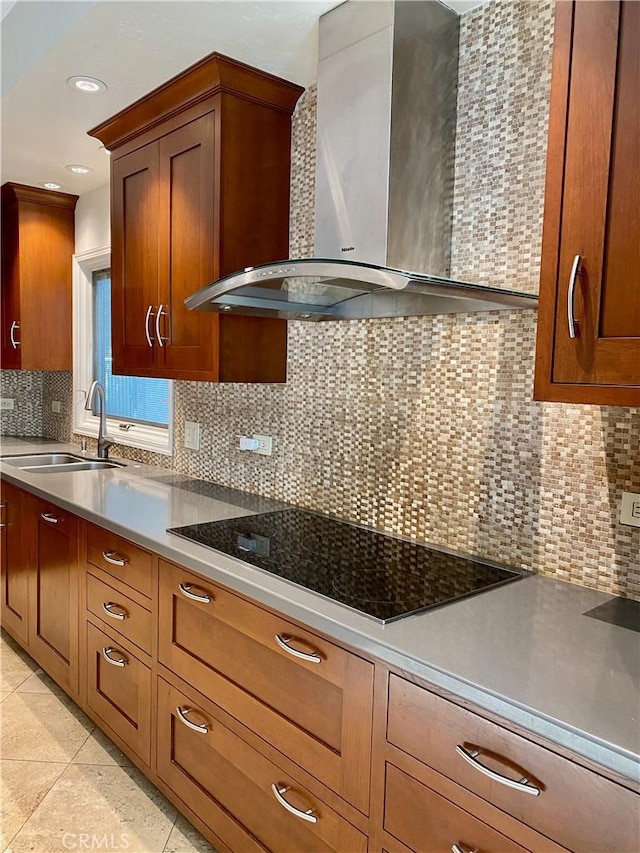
[65,164,93,174]
[41,182,62,190]
[67,75,107,94]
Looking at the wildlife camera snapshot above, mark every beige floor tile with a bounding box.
[72,728,132,767]
[1,759,67,850]
[0,639,38,693]
[0,691,12,703]
[163,815,216,853]
[0,692,93,763]
[7,764,178,853]
[14,667,66,696]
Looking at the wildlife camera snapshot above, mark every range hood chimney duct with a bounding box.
[315,0,458,276]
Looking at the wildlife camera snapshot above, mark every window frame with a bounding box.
[72,246,174,456]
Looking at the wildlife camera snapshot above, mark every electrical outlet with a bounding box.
[51,400,61,413]
[184,420,201,451]
[253,434,273,456]
[0,398,15,411]
[620,492,640,529]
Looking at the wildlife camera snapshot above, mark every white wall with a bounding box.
[75,183,110,253]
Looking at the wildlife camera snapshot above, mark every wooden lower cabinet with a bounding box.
[386,674,639,853]
[28,499,79,697]
[157,559,374,814]
[0,482,29,644]
[1,488,637,853]
[85,620,152,766]
[157,677,367,853]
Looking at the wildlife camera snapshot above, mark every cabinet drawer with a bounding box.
[157,677,368,853]
[158,560,373,813]
[387,675,639,852]
[384,763,527,853]
[85,621,151,765]
[86,572,152,655]
[86,524,153,598]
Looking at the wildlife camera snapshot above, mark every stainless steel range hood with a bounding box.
[186,0,538,321]
[185,259,538,320]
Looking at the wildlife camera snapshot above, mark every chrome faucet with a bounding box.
[84,381,113,459]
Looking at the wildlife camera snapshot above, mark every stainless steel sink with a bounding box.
[0,453,125,473]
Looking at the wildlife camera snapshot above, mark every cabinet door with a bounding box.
[111,144,160,376]
[29,503,79,696]
[1,207,22,369]
[535,1,640,406]
[157,112,219,380]
[0,483,29,644]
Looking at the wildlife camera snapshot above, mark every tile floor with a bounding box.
[0,630,215,853]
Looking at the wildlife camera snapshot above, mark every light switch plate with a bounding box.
[51,400,61,413]
[184,420,201,451]
[620,492,640,528]
[0,398,15,411]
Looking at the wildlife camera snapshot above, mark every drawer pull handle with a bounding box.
[102,602,128,621]
[567,253,582,339]
[452,845,478,853]
[40,512,60,524]
[455,745,540,796]
[102,550,128,567]
[178,583,212,604]
[275,634,322,664]
[144,305,155,347]
[176,706,209,734]
[102,647,127,667]
[271,784,317,824]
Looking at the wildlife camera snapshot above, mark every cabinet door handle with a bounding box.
[102,647,127,667]
[40,512,60,524]
[455,745,540,796]
[102,550,128,567]
[155,304,168,347]
[0,500,6,529]
[102,602,128,621]
[452,845,478,853]
[144,305,155,347]
[178,582,212,604]
[271,784,317,823]
[176,706,209,734]
[567,254,582,339]
[9,320,20,348]
[274,633,322,664]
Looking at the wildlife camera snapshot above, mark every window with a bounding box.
[73,247,173,454]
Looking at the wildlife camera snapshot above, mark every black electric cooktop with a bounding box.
[168,508,522,624]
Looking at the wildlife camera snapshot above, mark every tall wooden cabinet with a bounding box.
[89,53,303,383]
[535,0,640,406]
[1,183,78,371]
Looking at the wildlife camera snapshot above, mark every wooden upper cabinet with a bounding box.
[89,53,303,383]
[1,183,78,371]
[535,1,640,407]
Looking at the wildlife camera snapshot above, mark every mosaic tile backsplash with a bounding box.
[3,0,639,598]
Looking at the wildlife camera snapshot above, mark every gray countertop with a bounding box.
[1,437,639,785]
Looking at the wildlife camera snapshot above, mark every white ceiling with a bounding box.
[1,0,485,196]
